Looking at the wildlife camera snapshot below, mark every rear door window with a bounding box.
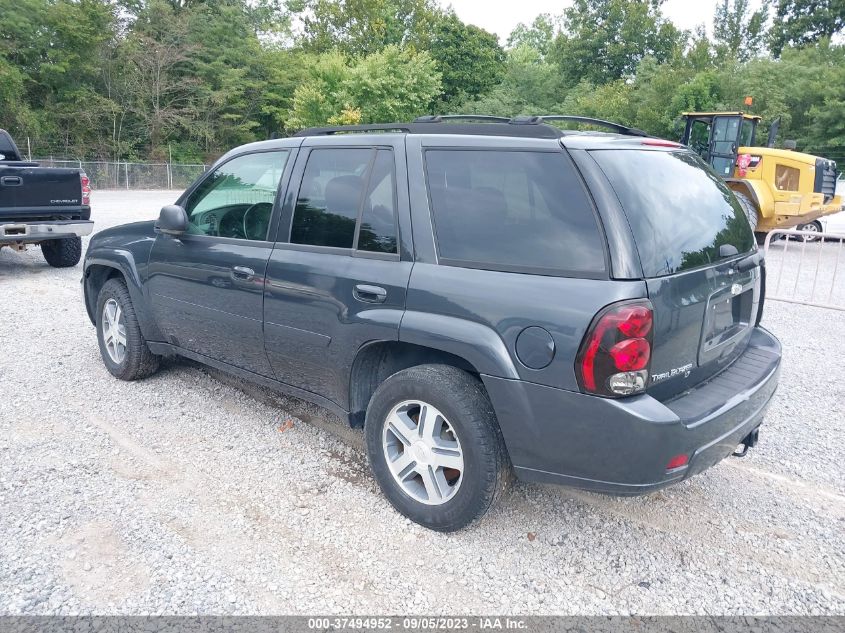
[291,148,372,248]
[424,150,605,275]
[357,150,398,254]
[290,147,399,254]
[591,149,755,277]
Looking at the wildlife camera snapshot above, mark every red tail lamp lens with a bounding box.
[577,301,654,396]
[615,305,652,338]
[81,173,91,205]
[609,337,651,371]
[666,454,689,470]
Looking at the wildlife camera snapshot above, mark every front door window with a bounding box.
[184,151,290,240]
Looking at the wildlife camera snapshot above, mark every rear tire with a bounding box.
[734,191,759,231]
[95,278,160,380]
[41,237,81,268]
[364,364,510,532]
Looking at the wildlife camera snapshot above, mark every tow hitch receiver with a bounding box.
[733,427,760,458]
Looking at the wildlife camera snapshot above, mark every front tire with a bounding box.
[95,278,160,380]
[41,237,81,267]
[365,364,510,532]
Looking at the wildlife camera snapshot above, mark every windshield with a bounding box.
[592,149,755,278]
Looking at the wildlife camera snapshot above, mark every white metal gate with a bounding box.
[764,228,845,311]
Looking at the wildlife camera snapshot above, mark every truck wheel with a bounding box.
[95,278,160,380]
[734,191,759,231]
[364,364,510,532]
[41,237,82,268]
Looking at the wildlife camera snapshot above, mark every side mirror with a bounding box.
[157,204,188,235]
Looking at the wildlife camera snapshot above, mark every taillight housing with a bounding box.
[80,173,91,206]
[576,300,654,397]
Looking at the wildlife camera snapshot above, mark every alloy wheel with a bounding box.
[382,400,464,505]
[102,298,128,364]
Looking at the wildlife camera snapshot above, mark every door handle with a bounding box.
[354,284,387,304]
[231,266,255,280]
[0,176,22,186]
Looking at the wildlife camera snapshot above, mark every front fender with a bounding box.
[399,311,520,379]
[83,249,163,342]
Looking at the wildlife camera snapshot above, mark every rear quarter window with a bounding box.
[424,149,606,276]
[591,149,755,277]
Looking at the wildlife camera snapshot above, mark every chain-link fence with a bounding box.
[34,159,208,190]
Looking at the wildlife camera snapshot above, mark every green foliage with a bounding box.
[770,0,845,57]
[463,44,564,116]
[297,0,440,56]
[429,12,505,108]
[713,0,769,62]
[507,14,557,58]
[286,46,441,130]
[551,0,686,86]
[1,0,844,166]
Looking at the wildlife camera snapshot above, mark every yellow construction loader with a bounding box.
[680,112,842,237]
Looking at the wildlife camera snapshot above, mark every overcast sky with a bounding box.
[444,0,765,41]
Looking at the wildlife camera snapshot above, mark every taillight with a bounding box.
[576,300,653,397]
[80,173,91,206]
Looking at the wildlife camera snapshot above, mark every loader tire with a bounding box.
[734,191,759,231]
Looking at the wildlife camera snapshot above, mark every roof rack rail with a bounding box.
[511,115,649,137]
[414,114,512,123]
[293,123,414,137]
[293,119,565,139]
[290,114,649,139]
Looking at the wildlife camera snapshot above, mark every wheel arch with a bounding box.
[347,313,519,427]
[726,179,773,219]
[83,252,163,341]
[348,340,490,428]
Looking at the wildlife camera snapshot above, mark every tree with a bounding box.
[551,0,686,86]
[286,46,441,129]
[296,0,441,57]
[686,25,717,72]
[463,44,564,117]
[428,12,505,108]
[713,0,769,62]
[769,0,845,57]
[507,14,557,58]
[120,1,196,156]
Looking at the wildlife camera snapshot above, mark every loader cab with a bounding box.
[680,113,760,178]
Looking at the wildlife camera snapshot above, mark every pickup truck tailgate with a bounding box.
[0,165,87,220]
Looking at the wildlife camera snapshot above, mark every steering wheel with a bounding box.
[243,202,273,241]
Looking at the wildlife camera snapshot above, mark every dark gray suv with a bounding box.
[82,116,781,531]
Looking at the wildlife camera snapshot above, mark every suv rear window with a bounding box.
[425,150,605,275]
[592,149,755,277]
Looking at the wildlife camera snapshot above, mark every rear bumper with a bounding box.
[483,326,781,494]
[0,220,93,244]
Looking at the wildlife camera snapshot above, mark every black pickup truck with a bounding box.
[0,129,92,267]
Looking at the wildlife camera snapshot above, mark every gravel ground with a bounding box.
[1,190,844,615]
